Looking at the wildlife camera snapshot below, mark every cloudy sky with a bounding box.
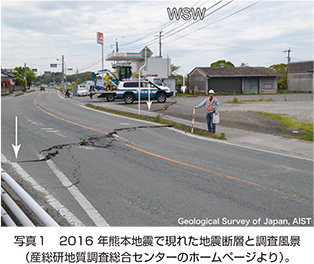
[1,0,313,76]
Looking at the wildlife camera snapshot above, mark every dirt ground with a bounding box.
[152,100,308,139]
[219,111,306,138]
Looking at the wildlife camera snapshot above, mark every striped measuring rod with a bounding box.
[191,107,196,133]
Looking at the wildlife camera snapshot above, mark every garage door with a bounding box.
[208,78,241,94]
[243,77,259,94]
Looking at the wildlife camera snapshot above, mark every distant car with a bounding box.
[40,86,45,91]
[77,86,88,96]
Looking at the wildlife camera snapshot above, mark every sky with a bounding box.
[1,0,313,77]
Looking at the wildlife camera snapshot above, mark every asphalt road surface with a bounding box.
[1,88,313,226]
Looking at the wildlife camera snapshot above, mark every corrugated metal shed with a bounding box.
[191,67,281,78]
[188,67,281,94]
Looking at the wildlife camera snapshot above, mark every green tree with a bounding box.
[14,66,37,88]
[269,63,287,90]
[210,60,235,67]
[15,77,25,86]
[171,64,181,75]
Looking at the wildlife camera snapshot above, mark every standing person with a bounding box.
[89,85,94,99]
[194,89,219,133]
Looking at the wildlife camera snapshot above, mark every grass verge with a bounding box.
[226,98,275,104]
[249,111,313,141]
[86,104,226,140]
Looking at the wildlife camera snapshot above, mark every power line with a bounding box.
[164,1,261,44]
[163,0,225,38]
[122,0,234,52]
[122,0,208,47]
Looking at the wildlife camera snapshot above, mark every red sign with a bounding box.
[97,32,104,44]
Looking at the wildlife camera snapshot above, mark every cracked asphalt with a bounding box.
[1,88,313,226]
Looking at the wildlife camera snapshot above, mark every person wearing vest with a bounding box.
[194,89,220,133]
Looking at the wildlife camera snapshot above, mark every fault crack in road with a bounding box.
[18,124,171,163]
[154,100,177,111]
[18,135,115,164]
[111,124,173,134]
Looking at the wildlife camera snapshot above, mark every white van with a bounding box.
[77,84,88,96]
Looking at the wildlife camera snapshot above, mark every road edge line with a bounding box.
[1,153,85,226]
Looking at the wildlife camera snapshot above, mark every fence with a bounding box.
[1,85,25,95]
[0,87,10,95]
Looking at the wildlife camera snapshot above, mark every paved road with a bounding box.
[1,89,313,226]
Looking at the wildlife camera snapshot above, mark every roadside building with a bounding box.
[1,69,16,95]
[188,67,281,94]
[0,68,15,86]
[287,61,313,92]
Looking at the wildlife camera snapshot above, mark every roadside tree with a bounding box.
[14,66,37,88]
[269,63,287,91]
[210,60,235,67]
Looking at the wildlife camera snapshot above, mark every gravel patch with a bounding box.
[221,101,313,123]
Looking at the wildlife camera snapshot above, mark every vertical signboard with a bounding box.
[97,32,104,76]
[97,32,104,44]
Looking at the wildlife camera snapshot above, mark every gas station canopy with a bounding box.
[106,52,144,61]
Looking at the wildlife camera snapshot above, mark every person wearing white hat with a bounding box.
[194,89,220,133]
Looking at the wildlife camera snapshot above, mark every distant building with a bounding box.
[1,69,16,95]
[287,61,313,92]
[188,67,281,94]
[0,68,15,85]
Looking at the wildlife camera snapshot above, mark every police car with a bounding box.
[116,81,172,104]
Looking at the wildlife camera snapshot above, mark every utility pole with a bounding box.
[155,30,163,58]
[24,63,27,89]
[116,38,119,52]
[283,47,291,63]
[62,55,65,92]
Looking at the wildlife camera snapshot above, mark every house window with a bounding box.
[264,84,272,89]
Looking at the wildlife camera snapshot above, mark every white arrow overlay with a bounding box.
[12,116,21,159]
[146,101,152,110]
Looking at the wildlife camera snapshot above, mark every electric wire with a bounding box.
[121,0,207,47]
[127,1,260,49]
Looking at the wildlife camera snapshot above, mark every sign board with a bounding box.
[50,64,57,68]
[140,46,153,58]
[97,32,104,44]
[44,71,52,77]
[32,69,37,73]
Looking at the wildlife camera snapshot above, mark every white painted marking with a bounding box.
[46,130,60,133]
[55,133,67,138]
[119,123,131,126]
[43,156,110,227]
[41,128,54,130]
[1,154,84,226]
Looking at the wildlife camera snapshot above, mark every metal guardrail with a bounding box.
[0,206,17,235]
[0,187,36,232]
[1,168,59,227]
